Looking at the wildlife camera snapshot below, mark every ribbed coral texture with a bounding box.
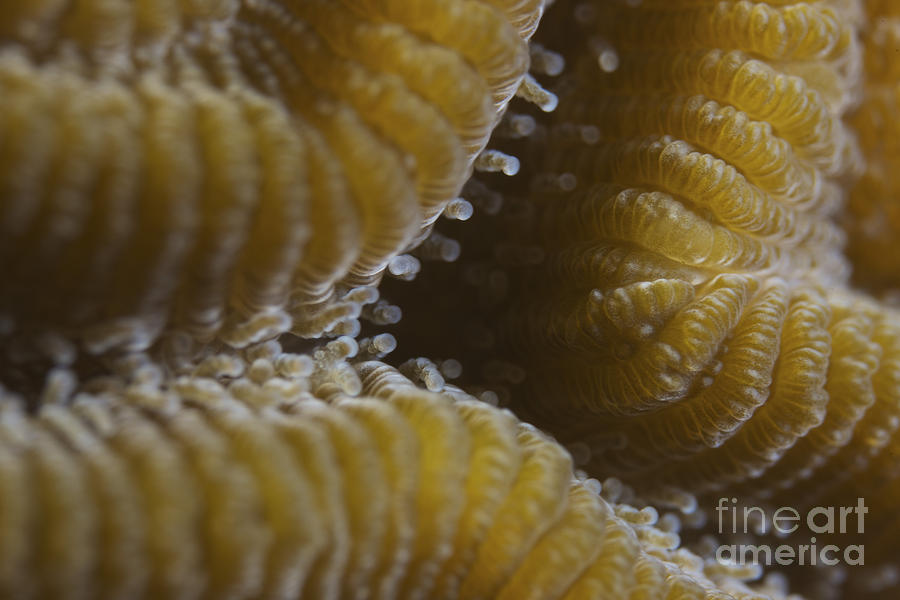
[500,0,900,509]
[0,363,793,600]
[0,0,532,354]
[5,0,900,598]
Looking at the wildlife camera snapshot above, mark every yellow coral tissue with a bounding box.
[1,0,899,599]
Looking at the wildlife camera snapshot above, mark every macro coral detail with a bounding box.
[844,0,900,291]
[494,0,867,487]
[0,0,537,358]
[394,0,900,593]
[4,0,900,598]
[0,362,796,600]
[380,0,900,593]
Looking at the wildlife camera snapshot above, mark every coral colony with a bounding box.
[1,0,900,599]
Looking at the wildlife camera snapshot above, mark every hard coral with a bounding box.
[5,0,900,598]
[0,0,533,358]
[0,362,795,600]
[384,0,900,595]
[494,0,871,491]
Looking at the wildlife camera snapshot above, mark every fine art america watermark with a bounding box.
[715,497,867,567]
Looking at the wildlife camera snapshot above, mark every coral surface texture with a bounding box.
[1,0,900,599]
